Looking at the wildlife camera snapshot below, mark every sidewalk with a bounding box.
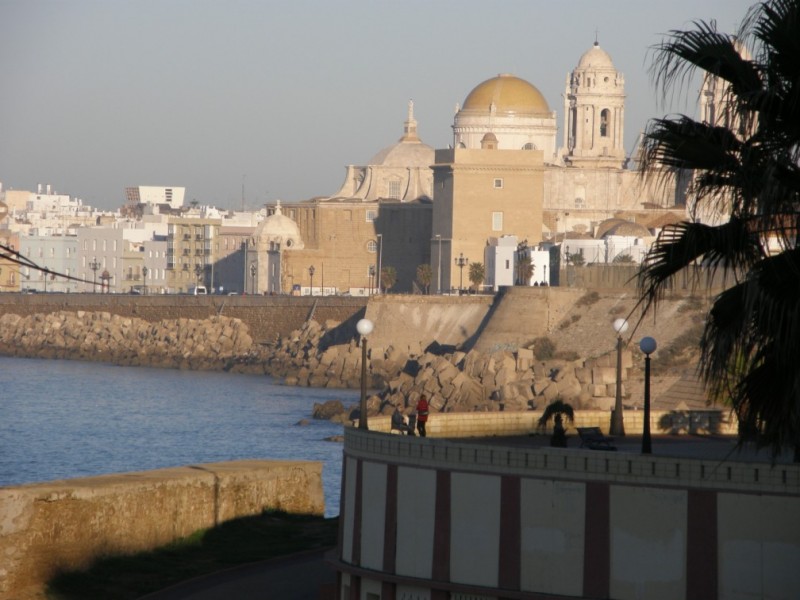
[138,548,336,600]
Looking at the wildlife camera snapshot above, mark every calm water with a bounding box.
[0,357,356,517]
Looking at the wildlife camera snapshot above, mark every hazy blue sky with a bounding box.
[1,0,752,210]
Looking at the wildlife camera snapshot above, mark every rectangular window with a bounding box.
[492,211,503,231]
[388,180,401,199]
[493,178,504,189]
[366,210,377,223]
[505,259,510,269]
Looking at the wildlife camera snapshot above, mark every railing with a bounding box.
[344,426,799,495]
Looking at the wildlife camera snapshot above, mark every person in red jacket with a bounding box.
[416,394,429,437]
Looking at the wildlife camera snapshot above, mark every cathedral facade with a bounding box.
[262,42,684,295]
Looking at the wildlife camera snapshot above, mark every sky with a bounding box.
[0,0,754,211]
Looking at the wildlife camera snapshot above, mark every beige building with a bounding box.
[166,217,221,293]
[431,146,544,293]
[261,105,435,295]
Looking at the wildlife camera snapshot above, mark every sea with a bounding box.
[0,356,355,517]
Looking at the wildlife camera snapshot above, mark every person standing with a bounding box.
[416,394,429,437]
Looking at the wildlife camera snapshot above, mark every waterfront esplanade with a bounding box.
[332,411,800,600]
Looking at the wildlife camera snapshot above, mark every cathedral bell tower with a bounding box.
[562,41,626,168]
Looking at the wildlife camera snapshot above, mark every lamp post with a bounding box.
[89,258,100,293]
[142,265,148,295]
[356,318,374,430]
[639,336,657,454]
[250,263,257,294]
[194,263,203,286]
[376,234,383,294]
[308,265,315,296]
[610,318,629,436]
[368,264,375,295]
[435,234,442,294]
[455,253,468,294]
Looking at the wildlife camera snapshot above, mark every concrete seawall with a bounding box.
[0,460,324,599]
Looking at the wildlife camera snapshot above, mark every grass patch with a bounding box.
[46,511,338,600]
[576,291,600,307]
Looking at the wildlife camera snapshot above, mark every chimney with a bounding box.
[46,184,51,195]
[38,183,42,194]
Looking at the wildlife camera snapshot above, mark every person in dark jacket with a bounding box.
[416,394,429,437]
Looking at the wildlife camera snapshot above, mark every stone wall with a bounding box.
[0,294,367,344]
[0,460,324,598]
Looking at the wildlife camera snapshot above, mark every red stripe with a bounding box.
[432,470,451,583]
[583,482,610,598]
[499,475,521,590]
[686,489,718,600]
[352,459,363,566]
[383,464,398,573]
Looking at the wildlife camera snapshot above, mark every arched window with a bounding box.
[600,109,610,137]
[522,143,535,150]
[367,240,378,253]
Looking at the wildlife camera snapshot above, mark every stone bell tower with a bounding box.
[562,41,626,168]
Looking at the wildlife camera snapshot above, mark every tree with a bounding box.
[637,0,800,460]
[416,263,432,294]
[613,253,635,264]
[537,398,575,447]
[468,262,485,294]
[380,265,397,293]
[567,252,585,267]
[518,255,533,285]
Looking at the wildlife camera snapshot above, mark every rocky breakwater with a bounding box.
[376,344,633,417]
[0,311,256,370]
[264,319,634,420]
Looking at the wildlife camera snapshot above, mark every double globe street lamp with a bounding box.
[454,253,468,294]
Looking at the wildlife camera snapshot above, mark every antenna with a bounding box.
[241,174,246,212]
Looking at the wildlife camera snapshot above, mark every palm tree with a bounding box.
[416,263,432,294]
[468,262,485,294]
[637,0,800,460]
[380,265,397,293]
[537,398,575,447]
[518,255,533,285]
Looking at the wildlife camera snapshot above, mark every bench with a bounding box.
[577,427,617,451]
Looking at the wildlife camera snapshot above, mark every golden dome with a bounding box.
[462,74,550,114]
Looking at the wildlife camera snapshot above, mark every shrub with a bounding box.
[532,336,556,360]
[576,291,600,307]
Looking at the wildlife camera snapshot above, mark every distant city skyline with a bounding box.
[0,0,752,210]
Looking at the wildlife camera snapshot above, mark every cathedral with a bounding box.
[258,42,686,295]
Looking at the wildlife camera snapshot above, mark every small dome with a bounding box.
[255,201,303,247]
[368,140,434,167]
[577,42,615,70]
[462,74,550,114]
[601,221,651,238]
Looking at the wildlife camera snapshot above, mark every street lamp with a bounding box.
[89,257,100,293]
[434,234,442,294]
[194,263,203,285]
[368,264,375,295]
[610,318,629,436]
[639,336,657,454]
[376,234,383,294]
[308,265,315,296]
[142,265,148,295]
[356,318,374,430]
[250,263,257,294]
[455,253,468,294]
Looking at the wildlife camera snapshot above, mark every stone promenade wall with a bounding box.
[0,294,367,343]
[0,460,324,599]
